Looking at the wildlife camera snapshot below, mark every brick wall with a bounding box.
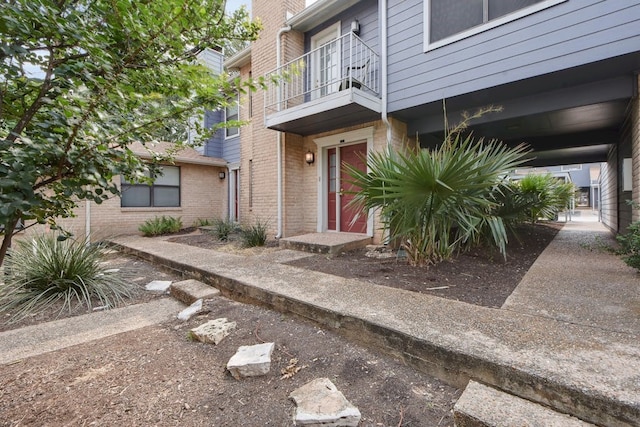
[20,162,226,240]
[238,0,305,237]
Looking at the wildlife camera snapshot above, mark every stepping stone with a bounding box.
[177,299,203,321]
[226,342,275,380]
[289,377,361,426]
[170,279,220,305]
[145,280,172,292]
[103,268,121,273]
[454,381,596,427]
[189,318,236,345]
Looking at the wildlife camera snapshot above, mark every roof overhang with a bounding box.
[130,142,227,167]
[287,0,361,32]
[224,46,251,70]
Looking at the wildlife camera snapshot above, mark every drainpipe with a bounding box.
[85,200,91,240]
[275,24,292,239]
[380,0,391,148]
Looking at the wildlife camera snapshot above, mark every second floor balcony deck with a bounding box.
[264,33,381,136]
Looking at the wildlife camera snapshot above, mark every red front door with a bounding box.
[340,143,367,233]
[325,142,367,233]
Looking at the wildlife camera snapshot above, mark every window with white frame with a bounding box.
[424,0,566,50]
[225,95,239,138]
[120,165,180,207]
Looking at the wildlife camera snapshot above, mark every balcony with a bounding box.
[264,33,381,136]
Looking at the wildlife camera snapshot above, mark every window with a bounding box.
[121,165,180,207]
[225,95,239,138]
[425,0,566,50]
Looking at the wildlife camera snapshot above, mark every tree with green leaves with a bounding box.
[0,0,261,267]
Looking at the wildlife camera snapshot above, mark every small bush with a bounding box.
[617,221,640,271]
[213,217,239,241]
[138,216,182,236]
[0,234,134,323]
[241,219,269,247]
[193,218,214,227]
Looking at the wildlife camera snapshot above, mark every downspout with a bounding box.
[380,0,391,244]
[275,24,292,239]
[380,0,391,148]
[85,200,91,240]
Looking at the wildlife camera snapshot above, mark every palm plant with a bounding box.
[345,117,529,266]
[516,173,575,223]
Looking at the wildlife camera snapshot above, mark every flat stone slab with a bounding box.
[145,280,172,292]
[226,342,274,380]
[289,377,361,426]
[189,318,236,345]
[177,298,203,321]
[170,279,219,305]
[454,381,596,427]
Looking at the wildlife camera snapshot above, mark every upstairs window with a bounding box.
[425,0,566,50]
[121,165,180,208]
[225,95,239,138]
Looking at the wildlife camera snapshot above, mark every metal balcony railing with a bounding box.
[264,32,380,116]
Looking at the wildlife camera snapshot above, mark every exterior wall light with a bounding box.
[219,171,226,179]
[305,151,315,165]
[351,19,360,36]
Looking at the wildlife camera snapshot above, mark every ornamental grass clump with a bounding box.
[241,219,269,247]
[0,234,134,323]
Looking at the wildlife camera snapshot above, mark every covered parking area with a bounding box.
[397,54,640,234]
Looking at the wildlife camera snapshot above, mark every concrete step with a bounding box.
[170,279,220,305]
[454,381,596,427]
[279,232,372,255]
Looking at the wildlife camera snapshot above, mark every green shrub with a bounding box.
[515,174,575,223]
[241,219,269,247]
[617,221,640,271]
[193,218,214,227]
[213,217,239,241]
[0,234,134,323]
[138,216,182,236]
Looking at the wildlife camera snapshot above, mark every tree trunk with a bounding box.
[0,217,19,268]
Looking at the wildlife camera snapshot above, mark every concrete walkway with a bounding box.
[0,298,184,365]
[106,219,640,427]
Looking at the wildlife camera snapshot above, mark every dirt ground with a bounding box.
[0,222,560,426]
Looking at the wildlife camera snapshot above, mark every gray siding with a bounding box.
[222,134,241,164]
[387,0,640,113]
[204,109,224,158]
[203,109,241,164]
[600,148,617,232]
[198,48,224,74]
[305,1,379,53]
